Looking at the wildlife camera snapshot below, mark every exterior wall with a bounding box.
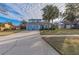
[65,24,74,29]
[0,27,5,31]
[58,23,64,29]
[26,24,41,30]
[66,25,71,29]
[26,23,49,30]
[0,23,13,31]
[73,24,79,29]
[27,19,51,30]
[4,24,11,28]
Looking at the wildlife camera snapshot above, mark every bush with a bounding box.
[4,28,12,31]
[52,28,55,30]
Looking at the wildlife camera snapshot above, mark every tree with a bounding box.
[64,3,79,23]
[42,5,59,22]
[42,5,59,29]
[0,23,4,27]
[21,20,27,24]
[0,23,2,26]
[20,20,27,29]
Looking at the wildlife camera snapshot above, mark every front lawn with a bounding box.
[43,37,79,55]
[40,29,79,35]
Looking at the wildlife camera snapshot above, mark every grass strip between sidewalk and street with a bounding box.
[42,36,79,55]
[0,30,24,36]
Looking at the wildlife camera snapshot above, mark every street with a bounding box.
[0,31,59,55]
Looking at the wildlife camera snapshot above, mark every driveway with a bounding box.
[0,31,59,55]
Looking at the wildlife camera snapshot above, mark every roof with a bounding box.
[61,20,78,25]
[27,22,52,25]
[28,19,44,22]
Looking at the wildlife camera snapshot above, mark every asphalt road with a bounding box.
[0,31,59,55]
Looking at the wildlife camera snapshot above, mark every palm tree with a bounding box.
[42,5,59,29]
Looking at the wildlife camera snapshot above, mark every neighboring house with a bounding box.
[0,16,21,29]
[53,18,65,29]
[0,27,5,31]
[58,23,65,29]
[57,19,79,29]
[20,24,26,29]
[0,23,13,31]
[4,23,13,29]
[14,26,20,30]
[0,22,21,31]
[26,19,52,30]
[57,21,73,29]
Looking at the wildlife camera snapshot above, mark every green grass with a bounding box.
[0,30,24,36]
[40,29,79,35]
[43,37,79,55]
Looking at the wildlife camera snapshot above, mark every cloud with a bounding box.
[0,3,65,21]
[0,3,22,16]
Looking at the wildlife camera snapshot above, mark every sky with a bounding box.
[0,3,65,21]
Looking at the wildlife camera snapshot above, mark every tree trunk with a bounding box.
[48,20,50,30]
[51,19,53,29]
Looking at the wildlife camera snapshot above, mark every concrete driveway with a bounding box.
[0,31,59,55]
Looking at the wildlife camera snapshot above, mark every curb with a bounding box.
[42,37,63,55]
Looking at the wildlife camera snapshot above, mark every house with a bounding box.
[0,23,13,31]
[58,23,65,29]
[0,27,5,31]
[11,26,20,30]
[26,19,52,30]
[0,16,21,31]
[57,19,79,29]
[20,24,26,29]
[4,23,13,29]
[0,22,21,31]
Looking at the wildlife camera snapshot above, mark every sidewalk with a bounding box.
[42,35,79,37]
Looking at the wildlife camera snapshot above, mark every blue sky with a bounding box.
[0,3,65,21]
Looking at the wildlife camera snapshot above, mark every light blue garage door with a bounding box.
[26,24,41,30]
